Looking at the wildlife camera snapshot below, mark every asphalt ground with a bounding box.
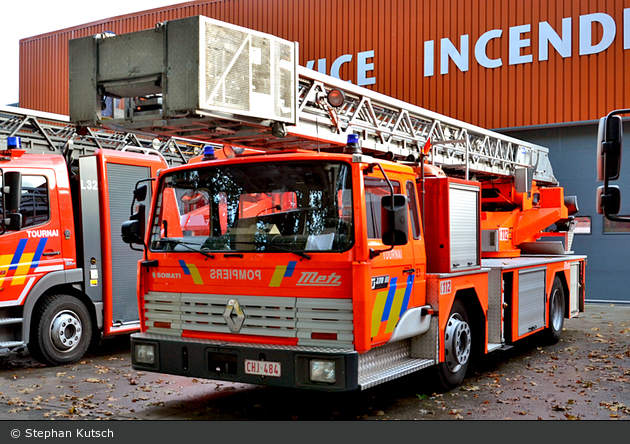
[0,303,628,421]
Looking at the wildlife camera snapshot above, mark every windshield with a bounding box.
[149,160,353,254]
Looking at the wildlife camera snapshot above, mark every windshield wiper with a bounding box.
[159,238,215,259]
[233,240,311,260]
[264,242,311,260]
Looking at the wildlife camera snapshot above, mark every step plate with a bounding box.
[358,340,435,389]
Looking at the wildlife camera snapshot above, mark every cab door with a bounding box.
[364,174,417,346]
[0,169,64,307]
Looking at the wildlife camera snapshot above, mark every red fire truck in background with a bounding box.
[69,16,585,391]
[0,106,198,365]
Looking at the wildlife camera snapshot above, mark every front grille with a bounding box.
[143,291,354,348]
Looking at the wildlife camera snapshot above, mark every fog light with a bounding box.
[310,359,336,383]
[135,344,156,365]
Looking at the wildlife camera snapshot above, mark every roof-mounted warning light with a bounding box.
[7,137,21,149]
[344,133,362,155]
[202,145,217,161]
[327,88,345,108]
[1,137,25,160]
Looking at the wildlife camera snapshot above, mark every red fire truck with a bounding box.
[0,106,198,365]
[69,16,585,391]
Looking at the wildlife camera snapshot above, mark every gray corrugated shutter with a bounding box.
[518,267,546,336]
[449,184,479,270]
[107,163,151,325]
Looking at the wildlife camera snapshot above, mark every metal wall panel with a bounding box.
[18,0,630,128]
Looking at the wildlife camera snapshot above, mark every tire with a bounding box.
[28,294,92,366]
[434,300,472,391]
[544,277,565,344]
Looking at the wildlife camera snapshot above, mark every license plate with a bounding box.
[244,359,281,377]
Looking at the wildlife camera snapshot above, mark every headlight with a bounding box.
[309,359,336,383]
[135,344,156,365]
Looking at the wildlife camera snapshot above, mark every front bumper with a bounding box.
[131,332,359,391]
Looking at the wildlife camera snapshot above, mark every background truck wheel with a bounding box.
[434,300,472,391]
[28,294,92,366]
[544,277,565,344]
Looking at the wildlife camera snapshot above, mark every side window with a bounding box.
[20,176,50,228]
[0,175,50,229]
[364,177,400,239]
[406,180,421,239]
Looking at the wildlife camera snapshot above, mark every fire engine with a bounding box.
[0,105,200,365]
[69,16,586,391]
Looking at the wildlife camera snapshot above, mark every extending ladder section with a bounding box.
[67,14,556,185]
[292,68,556,185]
[0,106,201,165]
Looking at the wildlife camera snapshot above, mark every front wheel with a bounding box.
[434,300,472,391]
[29,294,93,366]
[544,277,565,344]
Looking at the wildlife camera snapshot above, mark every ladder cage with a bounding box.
[67,14,557,185]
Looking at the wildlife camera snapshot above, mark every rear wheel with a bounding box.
[544,277,565,344]
[434,300,472,391]
[29,294,92,366]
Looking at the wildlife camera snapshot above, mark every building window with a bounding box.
[603,216,630,234]
[573,216,591,235]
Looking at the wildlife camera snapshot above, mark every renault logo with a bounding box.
[223,299,245,333]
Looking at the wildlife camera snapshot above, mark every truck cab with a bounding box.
[127,149,437,390]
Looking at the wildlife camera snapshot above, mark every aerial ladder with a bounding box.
[69,15,575,259]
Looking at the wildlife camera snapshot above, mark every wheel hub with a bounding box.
[50,311,83,352]
[444,313,471,371]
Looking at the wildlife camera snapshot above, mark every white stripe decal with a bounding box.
[0,276,36,307]
[34,265,64,273]
[17,277,36,305]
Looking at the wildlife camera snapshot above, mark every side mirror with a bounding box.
[4,213,22,231]
[381,194,408,246]
[597,185,621,215]
[121,204,146,245]
[564,195,579,216]
[3,171,22,212]
[134,184,148,203]
[597,115,623,181]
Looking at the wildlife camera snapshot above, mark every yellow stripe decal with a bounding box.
[12,252,35,286]
[385,288,407,334]
[0,254,13,286]
[269,265,287,287]
[371,290,389,337]
[187,264,204,285]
